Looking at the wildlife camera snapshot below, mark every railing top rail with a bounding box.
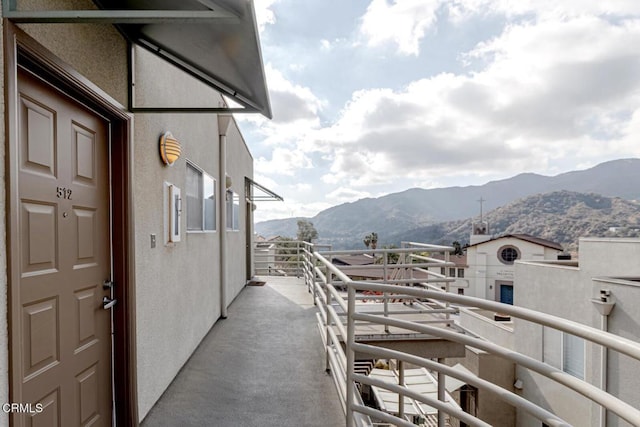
[318,247,453,256]
[402,241,454,251]
[347,281,640,362]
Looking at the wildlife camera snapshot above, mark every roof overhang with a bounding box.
[4,0,272,118]
[246,177,283,202]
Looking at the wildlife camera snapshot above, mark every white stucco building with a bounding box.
[0,2,276,425]
[464,233,564,303]
[514,238,640,427]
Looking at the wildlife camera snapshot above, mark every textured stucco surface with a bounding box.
[19,0,128,106]
[514,238,640,427]
[0,13,8,427]
[2,7,256,422]
[466,237,563,300]
[224,120,254,304]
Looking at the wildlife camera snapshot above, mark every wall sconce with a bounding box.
[514,379,523,390]
[225,174,233,189]
[159,131,182,166]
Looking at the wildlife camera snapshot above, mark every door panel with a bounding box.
[500,284,514,305]
[14,68,113,426]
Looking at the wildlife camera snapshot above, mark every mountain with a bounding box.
[255,158,640,248]
[388,191,640,252]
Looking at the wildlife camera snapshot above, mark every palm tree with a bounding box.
[363,235,372,248]
[370,232,378,250]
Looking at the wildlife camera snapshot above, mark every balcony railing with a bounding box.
[254,240,640,427]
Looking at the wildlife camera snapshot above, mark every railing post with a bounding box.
[438,357,445,427]
[399,359,405,421]
[445,250,451,321]
[296,241,301,278]
[325,264,333,373]
[346,284,356,427]
[383,250,389,334]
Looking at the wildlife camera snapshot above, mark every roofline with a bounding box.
[467,234,563,251]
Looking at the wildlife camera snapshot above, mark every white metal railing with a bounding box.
[254,240,640,426]
[302,243,640,427]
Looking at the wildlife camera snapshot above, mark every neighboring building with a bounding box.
[0,2,274,425]
[465,233,564,303]
[513,238,640,427]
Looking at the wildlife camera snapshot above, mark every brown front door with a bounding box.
[11,67,113,426]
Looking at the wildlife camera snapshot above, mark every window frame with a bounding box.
[186,161,216,233]
[542,327,585,380]
[225,189,241,231]
[498,245,521,265]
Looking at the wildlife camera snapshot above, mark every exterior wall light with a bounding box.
[159,131,181,166]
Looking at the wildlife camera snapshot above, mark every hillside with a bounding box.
[388,191,640,252]
[255,158,640,248]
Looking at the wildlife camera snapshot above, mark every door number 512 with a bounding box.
[56,187,72,200]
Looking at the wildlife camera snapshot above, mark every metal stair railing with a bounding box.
[301,244,640,427]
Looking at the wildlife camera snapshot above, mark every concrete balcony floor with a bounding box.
[141,276,345,427]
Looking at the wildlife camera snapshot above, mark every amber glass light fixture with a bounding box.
[159,131,181,166]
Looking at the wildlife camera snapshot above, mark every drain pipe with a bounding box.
[591,289,616,427]
[218,114,233,319]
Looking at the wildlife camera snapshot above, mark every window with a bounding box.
[457,288,465,295]
[449,268,456,277]
[498,245,520,264]
[440,267,445,275]
[186,162,216,231]
[458,268,465,278]
[226,190,240,230]
[543,327,585,380]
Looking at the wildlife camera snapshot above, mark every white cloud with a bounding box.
[245,1,640,221]
[254,0,279,32]
[255,147,313,176]
[359,0,441,56]
[326,187,373,203]
[253,199,332,223]
[358,0,640,56]
[320,16,640,187]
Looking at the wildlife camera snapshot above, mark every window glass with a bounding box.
[187,162,216,232]
[186,163,203,230]
[203,174,216,231]
[226,190,241,230]
[499,246,520,264]
[458,268,465,278]
[563,333,585,380]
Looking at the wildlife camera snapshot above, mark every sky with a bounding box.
[237,0,640,222]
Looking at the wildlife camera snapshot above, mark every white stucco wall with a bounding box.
[512,261,592,427]
[513,238,640,427]
[592,276,640,427]
[132,48,230,420]
[0,14,7,427]
[1,10,257,422]
[466,237,562,300]
[224,120,254,304]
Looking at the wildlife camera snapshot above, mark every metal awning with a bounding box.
[246,178,283,202]
[4,0,272,118]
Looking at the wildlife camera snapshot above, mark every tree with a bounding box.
[370,232,378,250]
[363,235,371,248]
[452,241,464,255]
[297,220,318,243]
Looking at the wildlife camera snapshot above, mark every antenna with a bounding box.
[477,197,485,222]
